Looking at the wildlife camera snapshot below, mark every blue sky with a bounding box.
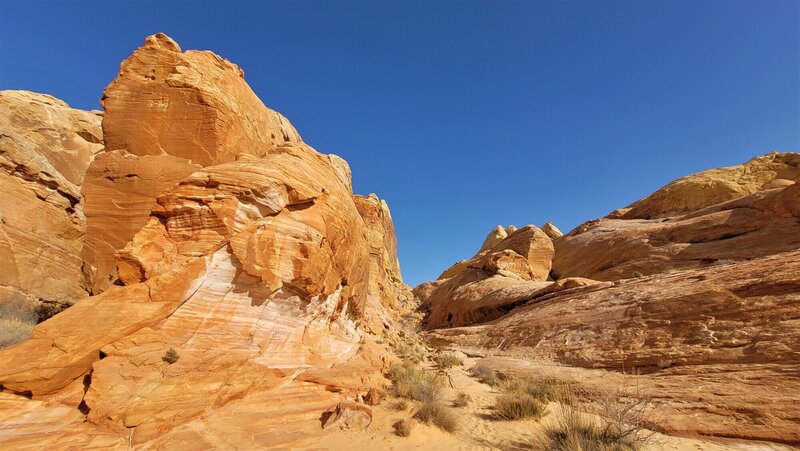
[1,0,798,287]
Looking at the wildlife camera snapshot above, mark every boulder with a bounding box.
[322,401,373,431]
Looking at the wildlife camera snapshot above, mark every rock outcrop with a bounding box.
[419,153,800,444]
[620,152,800,219]
[0,34,410,449]
[101,32,301,166]
[552,154,800,281]
[438,224,554,281]
[0,91,103,317]
[426,251,800,443]
[82,32,306,294]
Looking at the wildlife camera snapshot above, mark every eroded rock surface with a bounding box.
[552,158,800,281]
[419,154,800,444]
[0,90,103,317]
[0,34,410,449]
[427,252,800,443]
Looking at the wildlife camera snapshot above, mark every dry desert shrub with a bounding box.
[396,343,425,363]
[391,399,409,410]
[0,302,37,348]
[413,401,459,432]
[393,419,413,437]
[452,392,471,408]
[494,394,548,420]
[533,407,637,451]
[162,347,180,364]
[434,353,462,369]
[387,362,443,402]
[502,378,560,403]
[533,379,657,450]
[470,365,500,386]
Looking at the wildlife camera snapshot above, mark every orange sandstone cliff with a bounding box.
[0,33,412,448]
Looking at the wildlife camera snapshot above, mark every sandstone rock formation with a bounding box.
[0,90,103,318]
[0,34,410,449]
[101,32,301,166]
[426,251,800,443]
[82,31,307,294]
[621,152,800,219]
[438,224,554,281]
[552,154,800,281]
[418,224,557,328]
[419,153,800,444]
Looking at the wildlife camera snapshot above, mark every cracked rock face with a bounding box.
[0,90,104,318]
[0,34,411,449]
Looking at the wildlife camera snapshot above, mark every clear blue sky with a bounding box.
[1,1,798,287]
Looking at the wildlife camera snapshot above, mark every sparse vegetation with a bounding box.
[413,401,459,432]
[631,271,643,278]
[391,399,409,411]
[434,353,462,369]
[656,359,673,369]
[533,379,657,450]
[393,419,413,437]
[502,379,559,403]
[452,392,471,408]
[162,347,180,364]
[533,407,638,451]
[396,344,425,363]
[494,394,548,420]
[0,302,37,349]
[387,362,443,402]
[470,365,500,386]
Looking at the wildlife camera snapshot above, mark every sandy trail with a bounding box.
[314,350,771,450]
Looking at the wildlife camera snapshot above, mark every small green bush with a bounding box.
[494,394,548,420]
[162,347,180,364]
[470,365,500,386]
[434,353,463,369]
[414,401,459,432]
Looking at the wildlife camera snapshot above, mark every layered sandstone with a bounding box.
[0,34,409,449]
[438,224,554,281]
[552,157,800,281]
[82,32,307,294]
[620,152,800,219]
[101,32,301,166]
[426,251,800,443]
[0,90,103,317]
[419,153,800,443]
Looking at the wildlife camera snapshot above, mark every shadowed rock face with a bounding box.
[419,154,800,444]
[0,34,410,449]
[0,90,103,317]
